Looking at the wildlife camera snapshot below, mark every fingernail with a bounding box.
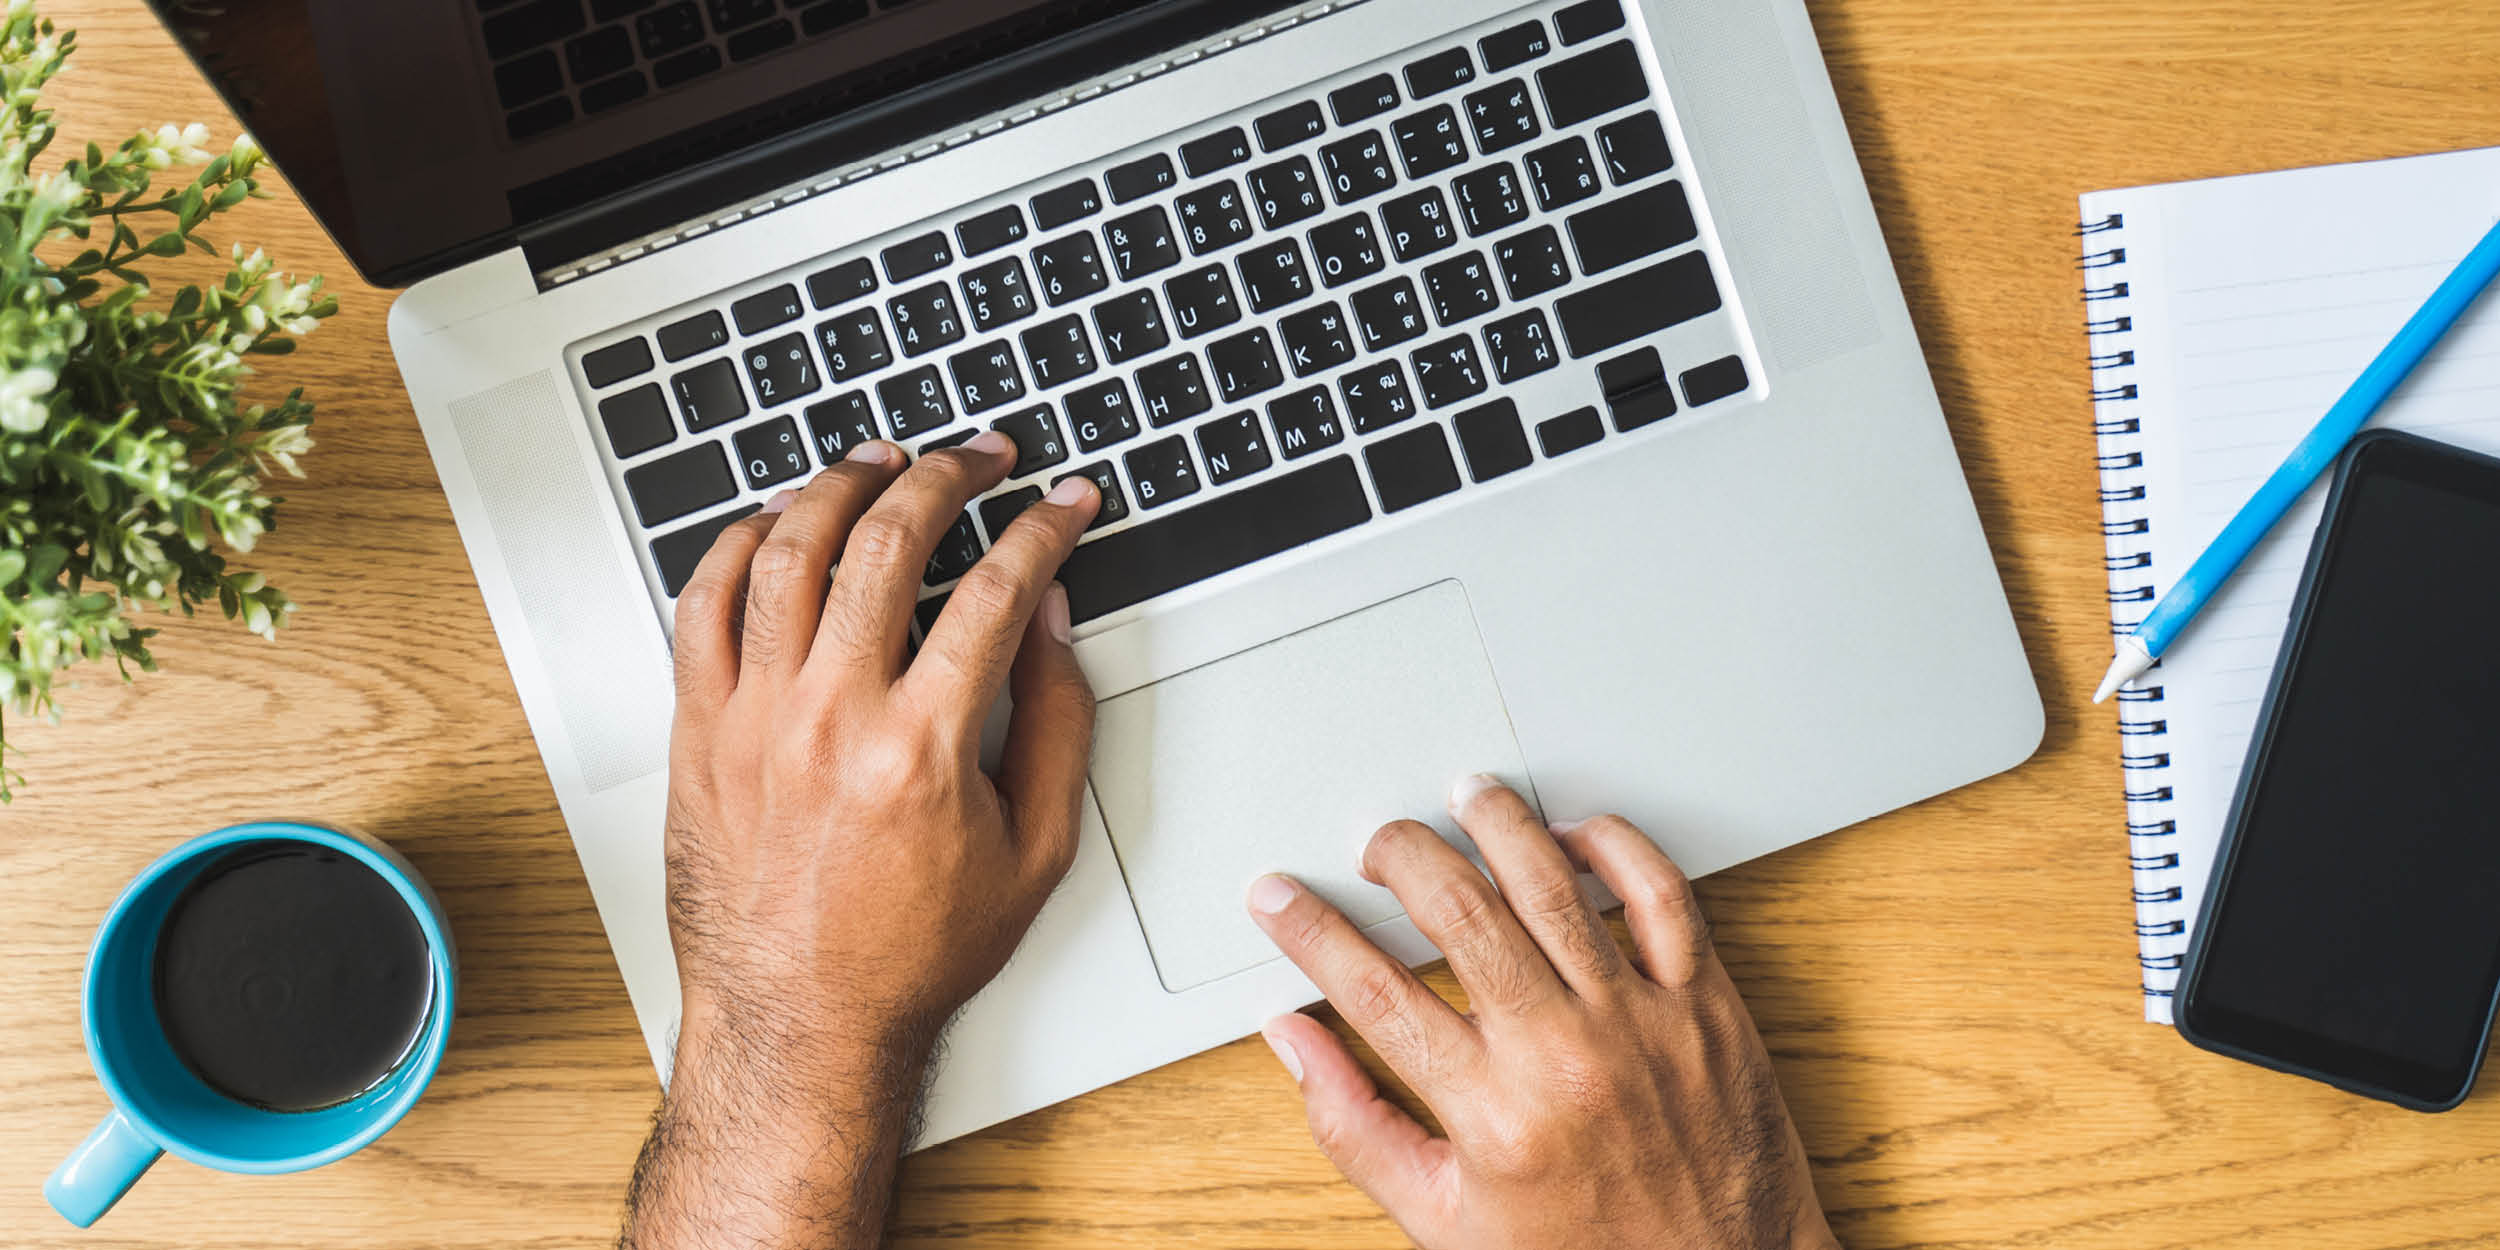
[1046,474,1097,507]
[1260,1023,1304,1081]
[761,490,798,515]
[846,440,899,465]
[1246,873,1298,916]
[967,430,1015,457]
[1549,818,1588,836]
[1448,772,1501,815]
[1043,583,1072,644]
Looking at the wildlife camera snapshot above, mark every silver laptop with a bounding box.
[162,0,2041,1145]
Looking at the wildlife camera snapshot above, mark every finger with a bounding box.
[818,431,1017,679]
[1260,1012,1454,1228]
[996,584,1095,884]
[1247,873,1478,1095]
[1448,775,1628,996]
[668,502,785,713]
[1360,819,1561,1019]
[1552,815,1716,989]
[910,473,1099,723]
[740,445,907,681]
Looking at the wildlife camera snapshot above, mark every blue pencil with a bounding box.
[2094,216,2500,704]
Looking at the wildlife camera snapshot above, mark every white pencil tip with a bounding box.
[2093,639,2155,704]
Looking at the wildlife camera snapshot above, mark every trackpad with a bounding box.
[1090,581,1534,992]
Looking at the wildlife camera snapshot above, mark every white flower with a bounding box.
[0,365,57,433]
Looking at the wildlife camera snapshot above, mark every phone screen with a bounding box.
[2181,434,2500,1107]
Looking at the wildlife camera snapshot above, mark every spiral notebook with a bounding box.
[2082,147,2500,1023]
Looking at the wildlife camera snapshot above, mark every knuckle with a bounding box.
[1341,966,1410,1025]
[846,514,923,568]
[948,566,1026,623]
[1418,878,1500,940]
[744,542,815,591]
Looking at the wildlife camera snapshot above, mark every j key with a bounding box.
[807,258,877,309]
[1267,386,1347,459]
[1537,406,1606,457]
[1196,412,1273,486]
[657,310,729,362]
[1329,74,1401,125]
[1410,336,1489,409]
[1207,327,1284,403]
[1235,238,1313,313]
[599,383,675,458]
[1136,354,1214,426]
[947,341,1026,415]
[981,486,1045,540]
[1319,131,1399,205]
[1538,40,1650,130]
[991,406,1071,476]
[1106,153,1179,204]
[1682,354,1751,407]
[1453,397,1534,482]
[925,513,983,586]
[1032,178,1104,231]
[813,309,892,382]
[888,283,967,356]
[1404,47,1476,98]
[1123,435,1200,510]
[1031,233,1110,307]
[1482,309,1561,383]
[804,392,880,464]
[583,337,654,388]
[734,415,809,489]
[1308,214,1387,288]
[742,333,821,407]
[732,284,804,334]
[1020,315,1098,389]
[1255,100,1327,152]
[653,505,761,597]
[1365,424,1462,514]
[1065,377,1143,452]
[1555,0,1626,45]
[1180,126,1253,177]
[1423,252,1501,326]
[883,231,952,283]
[961,256,1038,332]
[1598,112,1675,185]
[957,205,1028,256]
[1380,187,1458,262]
[1479,20,1552,72]
[625,442,736,526]
[1568,181,1697,275]
[1352,277,1429,352]
[1104,206,1181,280]
[1053,461,1129,530]
[1057,456,1371,624]
[1524,137,1602,211]
[1092,290,1170,364]
[1278,301,1357,377]
[878,364,955,439]
[1164,265,1242,339]
[1245,157,1327,230]
[1175,180,1255,255]
[1339,360,1418,434]
[672,358,748,431]
[1392,105,1469,179]
[1452,163,1531,236]
[1464,79,1542,154]
[1495,225,1572,300]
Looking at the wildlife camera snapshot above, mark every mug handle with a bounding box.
[45,1110,162,1228]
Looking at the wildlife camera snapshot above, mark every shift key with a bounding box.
[1553,249,1720,359]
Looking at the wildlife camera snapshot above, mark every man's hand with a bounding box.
[622,433,1101,1250]
[1247,777,1838,1250]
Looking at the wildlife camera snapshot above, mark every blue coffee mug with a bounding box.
[45,821,457,1227]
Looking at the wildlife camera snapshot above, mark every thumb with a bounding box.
[1261,1012,1453,1230]
[998,583,1094,882]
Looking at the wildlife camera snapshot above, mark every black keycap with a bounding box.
[888,282,967,356]
[1123,435,1200,510]
[625,442,736,526]
[1568,181,1696,274]
[1453,398,1533,482]
[1104,206,1181,280]
[1597,112,1675,185]
[1278,301,1356,377]
[1339,360,1418,434]
[1612,382,1675,432]
[1538,41,1649,130]
[1164,265,1241,339]
[731,284,804,335]
[957,205,1029,256]
[922,429,979,455]
[1329,73,1401,125]
[1106,154,1178,204]
[1021,315,1098,389]
[1365,425,1462,513]
[1422,251,1500,327]
[1452,163,1531,236]
[706,0,774,31]
[1495,224,1572,300]
[653,504,761,596]
[1409,336,1489,409]
[1380,187,1458,261]
[1032,178,1104,231]
[1682,355,1750,407]
[1482,309,1560,383]
[961,256,1037,332]
[599,384,675,457]
[1065,378,1142,452]
[1031,233,1110,306]
[1554,250,1720,358]
[1175,180,1254,255]
[742,332,820,407]
[495,50,563,109]
[813,308,892,381]
[991,406,1071,476]
[1538,406,1605,457]
[1254,100,1327,152]
[1196,412,1273,486]
[878,364,954,438]
[1054,461,1129,530]
[947,340,1026,415]
[981,486,1045,539]
[1555,0,1626,45]
[566,23,635,79]
[507,96,575,142]
[798,0,866,35]
[657,310,729,361]
[1463,79,1542,154]
[1060,457,1368,622]
[484,0,586,60]
[1351,277,1429,352]
[651,45,721,88]
[1267,386,1346,459]
[1235,238,1314,313]
[1598,347,1674,431]
[725,16,793,58]
[671,358,747,431]
[1207,328,1283,403]
[1136,354,1213,426]
[1392,105,1468,179]
[807,258,878,309]
[734,416,809,489]
[1245,157,1326,230]
[1308,214,1387,289]
[1180,126,1253,177]
[635,0,703,55]
[804,392,880,464]
[1092,290,1169,365]
[883,231,952,282]
[1480,20,1552,72]
[1404,47,1476,98]
[925,513,983,586]
[1319,130,1398,205]
[593,0,655,21]
[1524,137,1603,211]
[583,337,654,387]
[579,71,647,115]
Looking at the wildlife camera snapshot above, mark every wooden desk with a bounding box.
[8,2,2500,1245]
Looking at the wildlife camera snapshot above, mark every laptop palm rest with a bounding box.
[1089,580,1535,993]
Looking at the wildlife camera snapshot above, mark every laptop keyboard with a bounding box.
[570,0,1755,630]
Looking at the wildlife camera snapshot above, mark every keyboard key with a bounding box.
[1423,251,1500,327]
[657,310,729,361]
[878,364,955,439]
[797,0,865,37]
[1032,178,1104,231]
[805,392,880,464]
[990,406,1070,476]
[981,486,1045,540]
[1329,74,1401,125]
[1598,347,1674,430]
[650,45,720,89]
[1392,105,1468,179]
[1058,456,1369,623]
[1104,206,1181,280]
[484,0,587,60]
[1352,277,1429,352]
[1245,157,1327,230]
[496,50,563,110]
[734,415,809,489]
[960,256,1037,332]
[583,337,654,387]
[1339,360,1417,434]
[813,308,892,381]
[634,0,702,57]
[1267,387,1346,459]
[1568,181,1696,275]
[1207,328,1283,403]
[625,442,736,526]
[807,258,878,309]
[1463,79,1542,154]
[1065,378,1142,452]
[671,358,747,431]
[1554,250,1719,358]
[1254,100,1327,152]
[1106,153,1178,204]
[1319,130,1399,205]
[1164,265,1242,339]
[1092,290,1170,364]
[652,504,760,597]
[1235,238,1314,313]
[707,0,775,33]
[579,69,648,115]
[1020,315,1098,389]
[1054,461,1129,530]
[1597,112,1675,185]
[957,205,1029,256]
[1136,354,1213,426]
[1452,163,1531,236]
[883,231,953,283]
[1681,354,1750,407]
[947,340,1026,415]
[1538,406,1605,456]
[926,513,983,586]
[725,18,793,61]
[1409,336,1489,409]
[1365,425,1462,513]
[1031,233,1110,306]
[1453,398,1533,482]
[1482,310,1560,383]
[1555,0,1626,45]
[742,332,821,407]
[599,384,675,457]
[1494,224,1572,300]
[1404,47,1476,98]
[922,429,979,455]
[1124,435,1200,510]
[730,285,803,336]
[1278,301,1357,377]
[1196,412,1273,485]
[1175,180,1255,255]
[1539,41,1649,130]
[1380,187,1458,261]
[506,96,575,143]
[1180,126,1253,177]
[1480,20,1552,72]
[1524,137,1603,211]
[888,283,967,356]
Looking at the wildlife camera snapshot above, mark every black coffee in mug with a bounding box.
[151,842,435,1112]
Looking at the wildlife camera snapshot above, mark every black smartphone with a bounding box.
[2175,429,2500,1111]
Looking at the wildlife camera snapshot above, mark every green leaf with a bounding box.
[26,544,68,586]
[169,286,200,318]
[212,180,250,211]
[246,338,296,355]
[0,550,23,586]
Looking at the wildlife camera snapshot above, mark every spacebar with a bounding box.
[1061,457,1372,624]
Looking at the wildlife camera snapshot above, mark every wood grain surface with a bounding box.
[8,2,2500,1246]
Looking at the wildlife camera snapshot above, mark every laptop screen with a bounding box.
[150,0,1283,286]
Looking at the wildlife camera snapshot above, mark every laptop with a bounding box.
[157,0,2043,1145]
